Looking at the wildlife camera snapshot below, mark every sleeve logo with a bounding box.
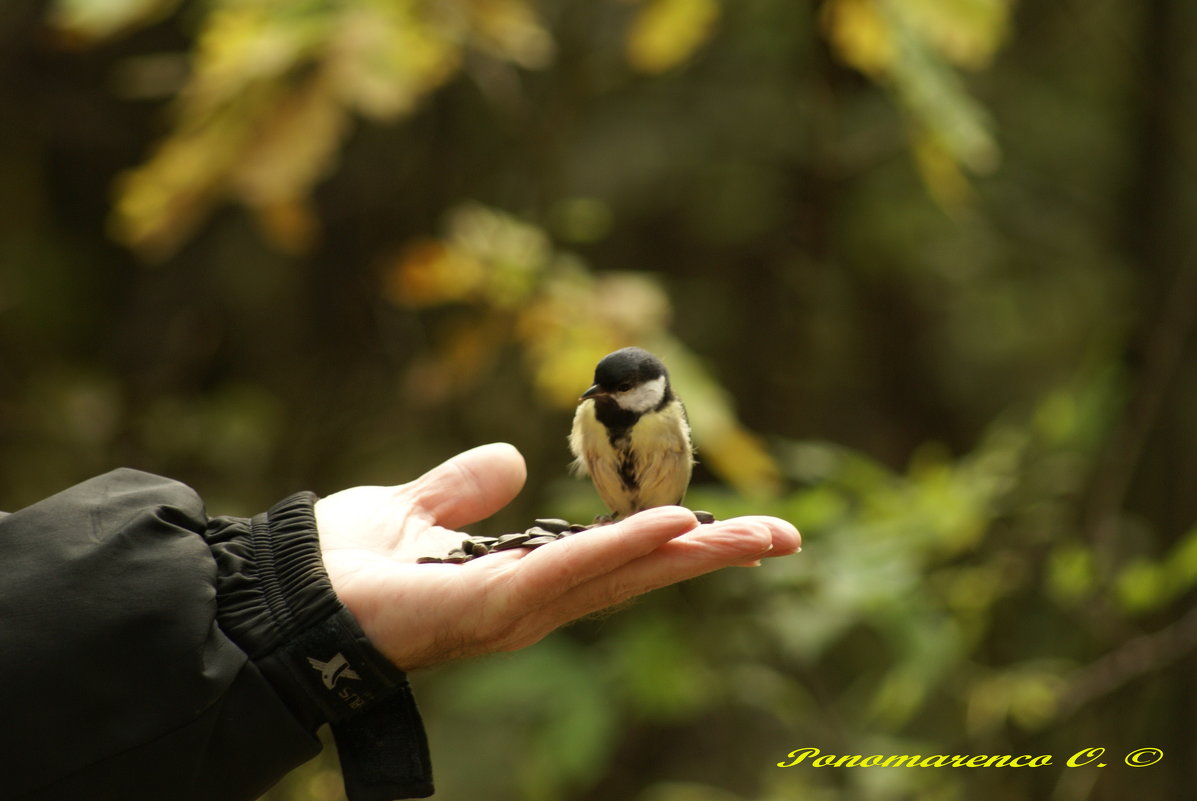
[307,652,362,690]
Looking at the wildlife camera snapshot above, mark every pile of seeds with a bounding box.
[417,510,717,564]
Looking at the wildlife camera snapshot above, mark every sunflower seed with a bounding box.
[418,509,718,563]
[463,539,491,556]
[492,533,532,551]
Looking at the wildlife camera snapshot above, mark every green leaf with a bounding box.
[1047,542,1096,604]
[1115,558,1167,613]
[1163,523,1197,598]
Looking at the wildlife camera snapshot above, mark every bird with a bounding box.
[569,347,695,520]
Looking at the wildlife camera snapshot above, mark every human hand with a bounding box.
[315,443,801,671]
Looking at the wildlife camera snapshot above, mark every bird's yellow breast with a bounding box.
[569,399,694,518]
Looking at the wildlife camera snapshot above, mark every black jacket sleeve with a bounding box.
[0,469,433,801]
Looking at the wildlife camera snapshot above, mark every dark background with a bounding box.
[2,1,1195,799]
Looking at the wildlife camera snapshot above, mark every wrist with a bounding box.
[205,493,435,799]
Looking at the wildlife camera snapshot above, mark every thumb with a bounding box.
[405,442,527,529]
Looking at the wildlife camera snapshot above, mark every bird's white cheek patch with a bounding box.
[616,375,666,413]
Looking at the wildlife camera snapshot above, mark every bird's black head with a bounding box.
[591,347,667,392]
[581,347,673,417]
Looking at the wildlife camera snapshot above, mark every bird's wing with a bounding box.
[568,401,596,477]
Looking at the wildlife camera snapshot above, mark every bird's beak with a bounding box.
[580,384,605,401]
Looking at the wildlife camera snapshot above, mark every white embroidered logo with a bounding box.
[307,653,361,690]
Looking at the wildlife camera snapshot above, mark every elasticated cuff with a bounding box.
[205,492,434,800]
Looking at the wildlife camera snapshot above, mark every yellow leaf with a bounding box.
[823,0,1006,209]
[524,329,625,408]
[252,199,319,254]
[626,0,720,74]
[191,6,321,111]
[328,3,461,119]
[821,0,894,77]
[903,0,1011,70]
[701,426,784,498]
[50,0,178,41]
[445,204,554,308]
[466,0,556,69]
[384,239,487,308]
[96,0,562,258]
[111,109,255,259]
[230,74,349,209]
[656,342,782,498]
[911,128,974,208]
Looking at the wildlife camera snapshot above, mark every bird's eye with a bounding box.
[617,383,632,392]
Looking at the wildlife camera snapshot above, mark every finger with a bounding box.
[523,516,796,626]
[405,442,527,529]
[730,515,802,555]
[504,506,701,607]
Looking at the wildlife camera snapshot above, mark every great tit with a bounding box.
[569,347,695,519]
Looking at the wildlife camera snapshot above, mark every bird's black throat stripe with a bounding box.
[594,399,640,432]
[616,442,638,491]
[594,399,647,493]
[598,425,639,491]
[596,421,640,494]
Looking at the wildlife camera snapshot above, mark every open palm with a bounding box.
[316,443,800,671]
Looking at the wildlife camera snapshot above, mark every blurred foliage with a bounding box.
[3,0,1197,801]
[55,0,556,257]
[383,201,782,497]
[625,0,721,74]
[47,0,1008,257]
[822,0,1009,204]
